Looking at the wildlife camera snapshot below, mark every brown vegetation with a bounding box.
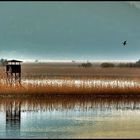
[0,78,139,95]
[0,63,140,95]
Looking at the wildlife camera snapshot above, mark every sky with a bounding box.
[0,1,140,62]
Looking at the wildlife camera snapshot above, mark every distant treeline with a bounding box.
[101,60,140,68]
[0,58,139,68]
[80,60,140,68]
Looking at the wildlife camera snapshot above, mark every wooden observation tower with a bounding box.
[6,60,22,85]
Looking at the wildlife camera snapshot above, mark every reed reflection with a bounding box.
[0,94,139,112]
[0,94,139,138]
[0,94,137,139]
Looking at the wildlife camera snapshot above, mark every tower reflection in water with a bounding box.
[5,101,21,138]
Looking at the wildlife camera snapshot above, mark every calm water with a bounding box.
[0,95,140,139]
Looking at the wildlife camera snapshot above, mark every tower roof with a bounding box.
[7,59,23,63]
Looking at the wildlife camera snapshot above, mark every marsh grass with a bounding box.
[0,65,140,95]
[0,77,140,95]
[21,65,140,79]
[0,64,139,112]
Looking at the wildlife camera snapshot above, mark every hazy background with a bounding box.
[0,1,140,62]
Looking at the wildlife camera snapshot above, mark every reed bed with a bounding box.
[0,64,140,112]
[0,64,140,95]
[1,64,140,79]
[2,65,140,79]
[0,77,140,95]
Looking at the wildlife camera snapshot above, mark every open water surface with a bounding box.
[0,95,139,138]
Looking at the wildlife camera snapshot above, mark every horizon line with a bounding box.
[19,59,137,63]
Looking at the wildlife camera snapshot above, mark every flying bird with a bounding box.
[122,40,127,46]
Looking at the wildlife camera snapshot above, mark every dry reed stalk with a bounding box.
[0,78,139,95]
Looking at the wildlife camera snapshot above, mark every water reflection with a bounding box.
[5,101,21,138]
[0,94,140,112]
[0,94,140,138]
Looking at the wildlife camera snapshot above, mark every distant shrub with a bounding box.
[117,63,126,67]
[35,60,38,63]
[101,62,115,68]
[81,62,92,68]
[135,59,140,67]
[0,58,7,66]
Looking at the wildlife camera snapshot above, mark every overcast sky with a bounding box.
[0,1,140,61]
